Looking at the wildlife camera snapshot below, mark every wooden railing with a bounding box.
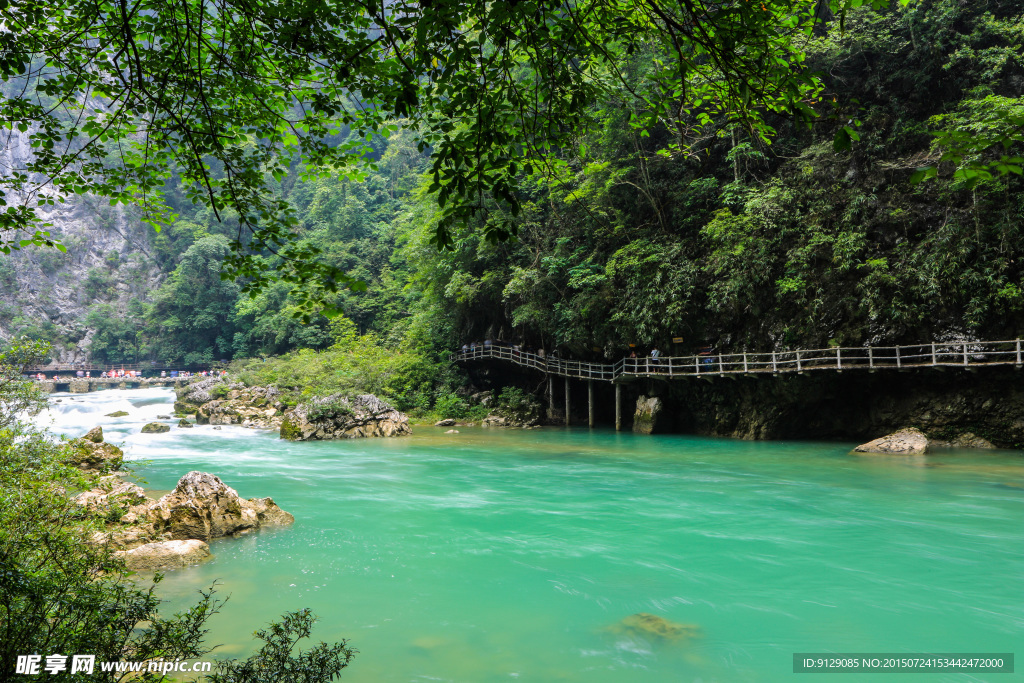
[454,340,1024,382]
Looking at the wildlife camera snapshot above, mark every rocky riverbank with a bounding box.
[77,470,294,572]
[174,376,411,439]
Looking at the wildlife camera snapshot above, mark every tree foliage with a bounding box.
[3,0,904,310]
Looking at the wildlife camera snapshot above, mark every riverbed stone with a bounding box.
[114,539,212,572]
[141,422,171,433]
[606,613,701,642]
[435,418,457,426]
[633,395,664,434]
[280,394,411,441]
[854,427,929,454]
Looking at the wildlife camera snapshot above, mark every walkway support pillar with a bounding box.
[564,377,571,426]
[548,374,554,417]
[615,383,622,431]
[588,380,594,428]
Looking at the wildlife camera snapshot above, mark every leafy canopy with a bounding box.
[2,0,899,306]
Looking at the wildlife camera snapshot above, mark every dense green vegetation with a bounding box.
[0,345,355,680]
[9,0,1024,408]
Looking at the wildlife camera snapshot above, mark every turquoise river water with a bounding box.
[39,388,1023,682]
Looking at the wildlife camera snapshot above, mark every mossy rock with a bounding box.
[178,419,194,428]
[279,416,300,441]
[67,440,124,471]
[105,411,130,418]
[141,423,171,434]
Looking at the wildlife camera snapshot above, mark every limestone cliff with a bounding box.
[0,129,164,363]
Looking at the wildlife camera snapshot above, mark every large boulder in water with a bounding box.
[141,422,170,433]
[195,386,283,428]
[114,539,212,572]
[280,394,411,441]
[632,395,664,434]
[174,376,229,413]
[854,427,928,454]
[142,471,293,542]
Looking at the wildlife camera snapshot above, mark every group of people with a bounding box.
[30,369,226,381]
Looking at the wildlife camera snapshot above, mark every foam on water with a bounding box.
[45,389,1024,682]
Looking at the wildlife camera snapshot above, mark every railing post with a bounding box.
[836,348,842,371]
[1017,340,1022,366]
[896,345,901,369]
[718,354,724,375]
[695,355,700,375]
[931,343,937,366]
[868,346,874,369]
[796,351,802,373]
[771,351,777,374]
[963,343,968,366]
[667,356,673,377]
[743,352,748,373]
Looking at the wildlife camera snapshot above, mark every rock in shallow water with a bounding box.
[115,539,212,571]
[67,429,123,471]
[854,427,929,454]
[141,422,171,433]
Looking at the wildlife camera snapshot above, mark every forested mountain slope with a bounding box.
[5,0,1022,378]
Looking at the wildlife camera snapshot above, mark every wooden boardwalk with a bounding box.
[455,339,1024,383]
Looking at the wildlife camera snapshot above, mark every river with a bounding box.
[39,388,1024,682]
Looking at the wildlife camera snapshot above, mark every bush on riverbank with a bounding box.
[0,344,355,681]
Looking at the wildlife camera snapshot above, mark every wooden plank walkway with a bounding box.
[455,340,1024,383]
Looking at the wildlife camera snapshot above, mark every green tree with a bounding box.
[2,0,894,310]
[148,235,240,364]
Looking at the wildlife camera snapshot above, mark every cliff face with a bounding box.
[0,130,164,363]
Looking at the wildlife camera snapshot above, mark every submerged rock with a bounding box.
[606,613,702,642]
[854,427,928,454]
[280,394,411,441]
[633,395,664,434]
[141,422,171,434]
[115,539,212,572]
[445,429,460,434]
